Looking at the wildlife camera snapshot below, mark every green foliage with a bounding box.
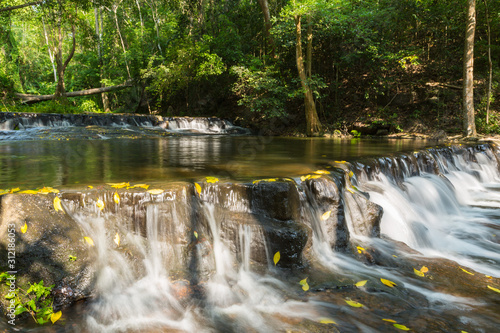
[1,273,55,325]
[231,61,291,119]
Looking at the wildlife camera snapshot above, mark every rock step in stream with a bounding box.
[0,143,499,332]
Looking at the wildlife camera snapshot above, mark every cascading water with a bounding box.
[2,130,500,332]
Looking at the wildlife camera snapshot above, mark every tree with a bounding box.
[463,0,476,137]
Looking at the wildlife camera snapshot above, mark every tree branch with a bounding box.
[0,1,42,13]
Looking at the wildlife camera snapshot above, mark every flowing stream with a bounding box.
[0,115,499,332]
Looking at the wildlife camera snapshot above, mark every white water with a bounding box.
[358,148,500,277]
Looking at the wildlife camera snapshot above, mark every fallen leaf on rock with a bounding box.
[54,197,63,212]
[355,280,367,287]
[381,278,397,287]
[114,233,120,246]
[21,222,27,234]
[393,323,410,330]
[107,182,130,188]
[487,285,500,293]
[195,183,202,195]
[459,267,474,275]
[321,211,331,220]
[50,311,62,324]
[113,192,120,204]
[147,189,164,195]
[96,199,105,210]
[345,299,364,308]
[414,268,425,277]
[318,318,337,324]
[206,177,219,183]
[382,319,397,323]
[273,251,280,266]
[420,266,429,273]
[84,237,94,246]
[19,190,38,194]
[314,170,330,175]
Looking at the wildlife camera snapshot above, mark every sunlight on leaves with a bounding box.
[147,189,164,195]
[50,311,62,324]
[96,199,105,210]
[113,192,120,204]
[459,267,474,275]
[195,183,202,195]
[53,197,63,212]
[84,237,94,246]
[273,251,280,266]
[318,318,337,325]
[21,222,28,234]
[381,278,397,287]
[355,280,368,287]
[393,323,410,330]
[114,233,120,246]
[487,285,500,293]
[345,299,364,308]
[321,211,331,221]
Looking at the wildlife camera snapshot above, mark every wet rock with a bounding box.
[344,191,383,237]
[251,180,301,221]
[303,176,350,252]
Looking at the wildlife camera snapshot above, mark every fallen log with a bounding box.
[14,81,133,103]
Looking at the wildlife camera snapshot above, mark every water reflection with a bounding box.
[0,129,432,189]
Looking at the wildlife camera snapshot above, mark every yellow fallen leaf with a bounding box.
[381,278,397,287]
[38,187,59,194]
[273,251,280,266]
[310,175,321,179]
[206,176,219,183]
[302,282,310,291]
[194,231,198,239]
[113,192,120,204]
[459,267,474,275]
[19,190,38,194]
[487,285,500,293]
[0,189,9,196]
[348,171,354,178]
[334,161,347,164]
[252,180,261,185]
[382,319,397,323]
[355,280,368,287]
[345,299,364,308]
[357,246,366,254]
[414,268,425,277]
[54,197,63,212]
[50,310,62,324]
[87,185,93,189]
[321,211,331,220]
[21,222,27,234]
[107,182,130,189]
[96,199,105,210]
[420,266,429,273]
[84,236,94,246]
[393,323,410,330]
[300,175,308,182]
[114,233,120,246]
[319,318,337,324]
[346,187,354,194]
[485,275,492,279]
[147,189,164,195]
[195,183,202,195]
[9,187,20,193]
[314,170,330,175]
[392,255,398,258]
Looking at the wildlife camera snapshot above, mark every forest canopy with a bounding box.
[0,0,498,135]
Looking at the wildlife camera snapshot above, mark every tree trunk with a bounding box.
[482,0,492,124]
[16,81,133,103]
[42,17,57,82]
[295,15,322,136]
[113,1,131,79]
[462,0,476,137]
[257,0,274,56]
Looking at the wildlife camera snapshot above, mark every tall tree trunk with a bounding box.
[462,0,476,137]
[42,17,57,82]
[482,0,492,124]
[295,15,322,136]
[257,0,274,57]
[113,2,131,79]
[95,6,110,112]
